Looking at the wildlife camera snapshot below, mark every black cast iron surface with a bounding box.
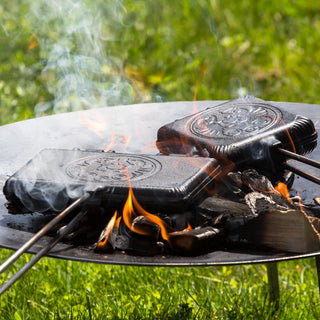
[1,100,320,266]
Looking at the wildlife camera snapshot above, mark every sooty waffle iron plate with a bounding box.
[156,96,317,180]
[3,149,221,213]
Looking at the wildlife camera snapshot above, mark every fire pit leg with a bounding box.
[266,262,280,306]
[315,255,320,293]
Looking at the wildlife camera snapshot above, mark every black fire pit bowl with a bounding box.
[1,100,320,266]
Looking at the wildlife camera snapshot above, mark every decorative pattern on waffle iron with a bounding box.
[65,154,161,183]
[190,102,282,139]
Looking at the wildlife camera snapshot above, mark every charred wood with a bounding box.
[198,196,250,217]
[115,219,164,256]
[131,216,161,240]
[169,227,225,256]
[241,209,320,253]
[245,192,295,215]
[241,169,275,191]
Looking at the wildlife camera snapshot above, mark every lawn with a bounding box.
[1,0,320,318]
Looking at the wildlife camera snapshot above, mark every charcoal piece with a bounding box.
[241,169,275,192]
[245,192,296,215]
[158,211,194,230]
[131,216,161,240]
[113,219,164,256]
[198,196,249,217]
[239,168,294,195]
[169,226,225,256]
[237,169,296,215]
[223,216,253,243]
[156,96,317,181]
[214,171,248,202]
[221,172,245,194]
[3,149,221,213]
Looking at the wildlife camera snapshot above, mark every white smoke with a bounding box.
[28,0,136,115]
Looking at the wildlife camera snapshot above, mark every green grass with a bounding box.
[2,0,320,124]
[0,251,320,319]
[2,0,320,318]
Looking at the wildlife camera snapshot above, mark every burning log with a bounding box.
[169,227,224,256]
[131,216,162,239]
[95,216,165,256]
[241,169,295,215]
[195,169,320,254]
[94,212,118,253]
[220,170,320,253]
[240,209,320,253]
[198,196,249,217]
[241,169,276,192]
[114,219,165,256]
[245,192,295,216]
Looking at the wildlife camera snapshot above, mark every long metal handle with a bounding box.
[284,163,320,185]
[276,148,320,186]
[277,148,320,169]
[0,207,88,295]
[0,192,91,274]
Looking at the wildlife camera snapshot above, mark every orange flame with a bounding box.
[184,223,192,231]
[116,216,121,229]
[277,117,297,154]
[81,110,117,152]
[122,188,170,241]
[95,211,117,250]
[274,182,293,204]
[103,132,116,152]
[116,163,172,242]
[82,110,107,139]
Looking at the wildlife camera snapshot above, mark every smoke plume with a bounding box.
[28,0,136,116]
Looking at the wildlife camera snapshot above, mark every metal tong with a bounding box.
[277,147,320,185]
[0,192,91,295]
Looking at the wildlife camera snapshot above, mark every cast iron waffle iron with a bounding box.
[156,96,317,182]
[3,149,221,214]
